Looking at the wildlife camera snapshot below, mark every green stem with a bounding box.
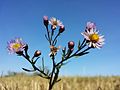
[21,54,50,79]
[48,55,56,90]
[52,33,60,46]
[50,30,54,44]
[51,68,59,86]
[46,26,51,45]
[80,39,86,48]
[56,46,91,67]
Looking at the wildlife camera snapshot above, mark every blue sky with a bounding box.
[0,0,120,76]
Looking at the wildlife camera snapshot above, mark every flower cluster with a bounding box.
[43,16,65,56]
[7,16,105,90]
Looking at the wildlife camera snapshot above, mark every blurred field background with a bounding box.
[0,72,120,90]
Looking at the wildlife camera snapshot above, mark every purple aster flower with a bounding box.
[81,28,105,49]
[86,22,96,31]
[7,38,26,54]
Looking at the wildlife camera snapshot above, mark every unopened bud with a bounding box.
[43,16,49,26]
[68,41,75,50]
[59,25,65,33]
[34,50,41,57]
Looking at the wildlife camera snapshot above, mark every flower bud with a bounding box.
[34,50,41,57]
[68,41,75,49]
[59,25,65,33]
[43,16,49,27]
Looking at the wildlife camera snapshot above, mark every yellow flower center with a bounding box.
[53,20,58,25]
[89,34,99,42]
[12,43,21,51]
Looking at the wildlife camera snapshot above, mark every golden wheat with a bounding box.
[0,75,120,90]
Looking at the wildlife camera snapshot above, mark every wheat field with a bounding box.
[0,74,120,90]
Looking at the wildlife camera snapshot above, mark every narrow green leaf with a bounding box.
[22,68,34,72]
[76,52,89,56]
[78,40,81,49]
